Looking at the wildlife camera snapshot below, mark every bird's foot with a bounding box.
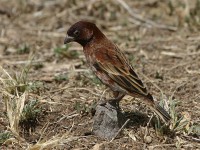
[97,98,120,111]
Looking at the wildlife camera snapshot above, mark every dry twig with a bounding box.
[110,119,130,142]
[116,0,177,31]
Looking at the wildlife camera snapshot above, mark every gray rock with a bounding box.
[92,102,126,140]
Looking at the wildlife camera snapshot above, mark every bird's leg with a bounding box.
[108,92,125,109]
[98,91,125,109]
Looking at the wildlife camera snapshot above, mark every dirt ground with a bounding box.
[0,0,200,149]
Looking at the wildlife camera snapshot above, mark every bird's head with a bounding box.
[64,21,103,46]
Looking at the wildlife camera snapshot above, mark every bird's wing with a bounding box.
[93,46,149,96]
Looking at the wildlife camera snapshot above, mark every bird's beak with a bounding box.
[64,35,75,44]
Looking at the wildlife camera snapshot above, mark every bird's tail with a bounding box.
[152,103,171,123]
[145,94,171,123]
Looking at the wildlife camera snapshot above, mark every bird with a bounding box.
[64,21,171,123]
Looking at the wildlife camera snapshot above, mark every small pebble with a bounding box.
[144,136,152,144]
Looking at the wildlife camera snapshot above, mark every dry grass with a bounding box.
[0,66,27,142]
[0,0,200,149]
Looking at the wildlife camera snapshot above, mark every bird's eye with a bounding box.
[74,30,80,36]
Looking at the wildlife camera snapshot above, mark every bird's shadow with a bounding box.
[123,111,149,128]
[121,110,173,136]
